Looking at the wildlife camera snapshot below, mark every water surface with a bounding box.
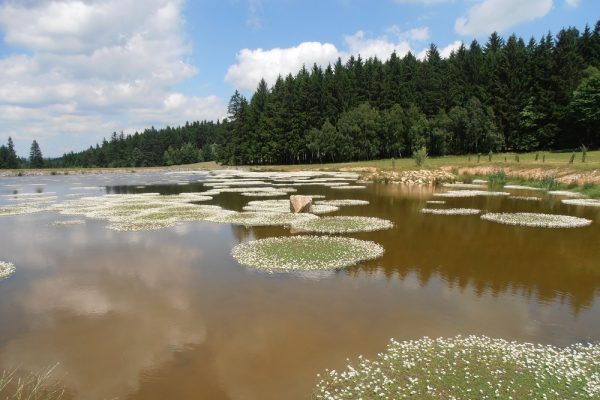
[0,171,599,399]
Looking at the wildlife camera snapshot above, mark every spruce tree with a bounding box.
[29,140,44,168]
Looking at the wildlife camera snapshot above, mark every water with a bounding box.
[0,172,599,399]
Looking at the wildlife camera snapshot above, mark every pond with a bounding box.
[0,170,599,399]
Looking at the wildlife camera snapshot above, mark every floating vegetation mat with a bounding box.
[509,195,542,201]
[548,190,584,198]
[443,183,486,189]
[0,205,45,216]
[421,208,481,215]
[208,211,317,227]
[562,198,600,207]
[243,199,339,214]
[231,236,384,272]
[331,185,367,190]
[314,335,600,400]
[504,184,545,191]
[240,191,288,197]
[481,212,592,228]
[0,261,15,281]
[52,219,85,226]
[52,193,225,232]
[315,199,369,207]
[425,200,446,205]
[434,190,509,198]
[291,216,393,234]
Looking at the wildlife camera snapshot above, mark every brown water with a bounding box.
[0,172,599,399]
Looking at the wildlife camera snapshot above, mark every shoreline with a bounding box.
[1,159,599,197]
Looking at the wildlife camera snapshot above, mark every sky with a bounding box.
[0,0,598,157]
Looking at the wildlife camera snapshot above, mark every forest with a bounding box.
[4,21,599,168]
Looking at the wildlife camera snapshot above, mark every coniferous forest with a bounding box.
[20,21,600,168]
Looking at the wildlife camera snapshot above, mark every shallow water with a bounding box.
[0,171,599,400]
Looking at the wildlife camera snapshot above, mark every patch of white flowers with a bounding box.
[434,190,510,198]
[331,185,367,190]
[562,199,600,207]
[314,335,600,400]
[52,193,225,232]
[481,212,592,228]
[243,199,339,214]
[0,261,15,281]
[504,184,545,191]
[509,196,542,201]
[231,236,384,272]
[548,190,584,198]
[0,205,45,216]
[443,183,487,189]
[316,199,370,206]
[208,211,318,227]
[291,216,393,234]
[52,219,85,226]
[421,208,481,215]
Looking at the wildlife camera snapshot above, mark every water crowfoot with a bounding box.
[290,216,393,234]
[0,261,15,281]
[314,335,600,399]
[231,236,384,272]
[421,208,481,215]
[481,213,592,228]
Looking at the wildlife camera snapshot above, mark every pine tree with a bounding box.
[29,140,44,168]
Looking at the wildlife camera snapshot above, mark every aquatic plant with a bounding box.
[562,198,600,207]
[314,335,600,399]
[0,364,65,399]
[0,261,15,281]
[52,220,85,226]
[481,212,592,228]
[434,190,509,198]
[509,196,542,201]
[0,205,45,216]
[231,236,384,272]
[208,211,318,227]
[421,208,481,215]
[243,199,339,214]
[442,183,486,189]
[504,185,544,191]
[548,190,584,198]
[487,170,507,187]
[315,199,370,206]
[331,185,367,190]
[291,216,393,234]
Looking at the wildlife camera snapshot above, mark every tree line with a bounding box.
[4,20,600,169]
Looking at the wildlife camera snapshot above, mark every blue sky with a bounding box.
[0,0,598,157]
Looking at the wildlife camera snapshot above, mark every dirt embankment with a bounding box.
[439,165,600,185]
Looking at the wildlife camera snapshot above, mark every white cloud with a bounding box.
[226,28,430,91]
[454,0,553,36]
[565,0,579,6]
[0,0,226,156]
[440,40,463,58]
[225,42,340,91]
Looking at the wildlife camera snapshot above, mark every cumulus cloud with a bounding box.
[454,0,553,36]
[0,0,226,156]
[226,27,436,91]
